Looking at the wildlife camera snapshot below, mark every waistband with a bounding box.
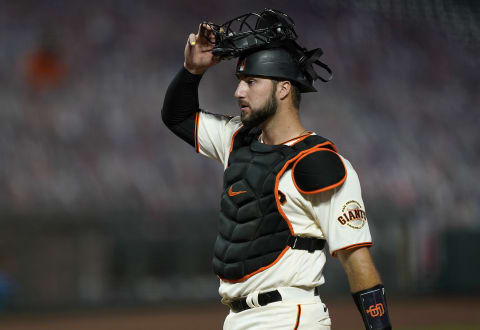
[226,286,321,313]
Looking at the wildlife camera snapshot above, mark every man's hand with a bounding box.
[184,23,220,75]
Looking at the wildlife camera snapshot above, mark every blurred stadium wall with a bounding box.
[0,0,479,311]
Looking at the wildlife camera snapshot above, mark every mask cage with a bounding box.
[206,8,298,60]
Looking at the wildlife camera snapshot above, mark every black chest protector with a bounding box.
[213,126,345,282]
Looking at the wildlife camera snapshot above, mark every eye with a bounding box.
[247,79,256,86]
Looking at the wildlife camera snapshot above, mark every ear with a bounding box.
[277,81,291,101]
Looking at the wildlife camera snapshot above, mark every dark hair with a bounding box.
[272,80,301,109]
[290,83,301,109]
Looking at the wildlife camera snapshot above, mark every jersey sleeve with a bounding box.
[196,112,242,166]
[307,156,372,256]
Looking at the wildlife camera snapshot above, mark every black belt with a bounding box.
[228,287,321,313]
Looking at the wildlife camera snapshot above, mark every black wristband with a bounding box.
[352,284,392,330]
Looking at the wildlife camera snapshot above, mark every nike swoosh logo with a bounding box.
[228,185,247,197]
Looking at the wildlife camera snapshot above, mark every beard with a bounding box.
[240,87,277,128]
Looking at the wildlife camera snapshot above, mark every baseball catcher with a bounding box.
[162,8,392,330]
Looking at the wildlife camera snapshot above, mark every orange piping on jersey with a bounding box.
[288,133,312,146]
[219,246,290,283]
[275,142,334,235]
[331,242,373,257]
[229,126,243,154]
[278,131,313,146]
[293,305,302,330]
[291,148,347,195]
[194,111,200,153]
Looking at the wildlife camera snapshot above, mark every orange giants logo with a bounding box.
[337,200,367,229]
[366,303,385,318]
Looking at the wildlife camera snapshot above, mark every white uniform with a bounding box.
[196,112,372,330]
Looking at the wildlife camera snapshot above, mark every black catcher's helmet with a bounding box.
[235,48,313,92]
[206,8,333,93]
[235,47,331,93]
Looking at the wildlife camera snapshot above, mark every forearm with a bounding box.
[161,66,203,146]
[338,247,392,329]
[338,247,382,292]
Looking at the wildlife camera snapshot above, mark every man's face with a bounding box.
[234,76,277,128]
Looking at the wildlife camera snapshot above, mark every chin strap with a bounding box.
[299,48,333,83]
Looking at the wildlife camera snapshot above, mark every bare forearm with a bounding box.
[337,247,382,292]
[338,247,392,329]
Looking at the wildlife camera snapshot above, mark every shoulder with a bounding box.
[338,156,357,177]
[224,116,244,142]
[227,115,243,130]
[292,144,348,194]
[335,155,363,195]
[199,111,240,126]
[198,112,242,137]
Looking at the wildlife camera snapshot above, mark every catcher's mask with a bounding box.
[206,8,332,93]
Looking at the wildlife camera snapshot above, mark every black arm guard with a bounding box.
[352,284,392,330]
[161,67,202,147]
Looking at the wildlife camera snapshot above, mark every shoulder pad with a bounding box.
[292,148,346,194]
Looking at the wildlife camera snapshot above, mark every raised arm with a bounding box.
[161,23,220,146]
[337,247,392,330]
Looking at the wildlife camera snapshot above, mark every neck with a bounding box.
[260,105,306,145]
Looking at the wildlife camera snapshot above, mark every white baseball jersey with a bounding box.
[195,111,372,302]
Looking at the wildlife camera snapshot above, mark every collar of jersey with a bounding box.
[258,131,314,146]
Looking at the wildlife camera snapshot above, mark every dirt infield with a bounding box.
[0,296,479,330]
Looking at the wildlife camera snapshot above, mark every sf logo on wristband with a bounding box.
[366,303,385,317]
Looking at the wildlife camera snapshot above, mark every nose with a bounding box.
[234,80,247,99]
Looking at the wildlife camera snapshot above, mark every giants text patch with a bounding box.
[337,200,367,229]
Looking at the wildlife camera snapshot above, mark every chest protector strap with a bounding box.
[287,235,326,253]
